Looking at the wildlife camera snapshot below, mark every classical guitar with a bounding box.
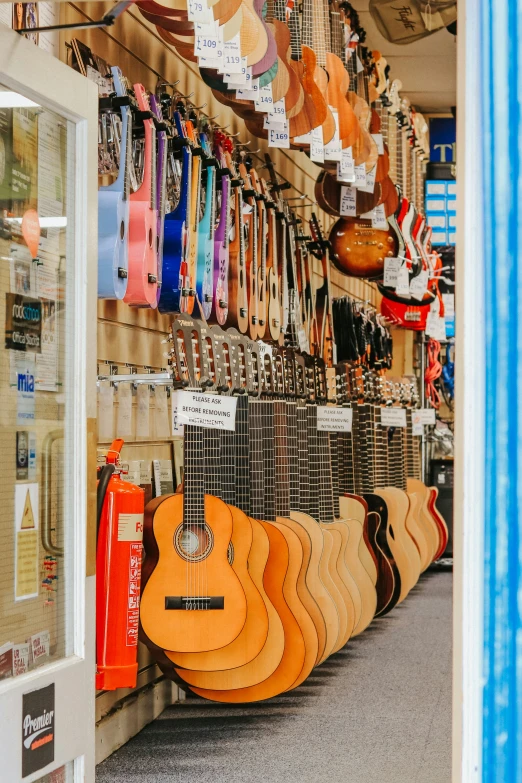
[158,103,192,314]
[97,66,132,299]
[259,177,282,342]
[247,161,268,339]
[124,83,159,308]
[140,318,247,654]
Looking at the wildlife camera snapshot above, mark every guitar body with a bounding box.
[407,478,441,561]
[124,83,158,308]
[272,522,318,688]
[252,0,277,76]
[319,528,348,654]
[323,523,357,650]
[342,494,378,584]
[158,141,190,314]
[288,52,319,138]
[290,511,340,662]
[97,67,130,300]
[329,215,397,279]
[125,199,159,306]
[241,0,269,66]
[176,517,284,691]
[270,19,301,111]
[363,493,401,617]
[211,172,230,325]
[404,492,431,572]
[227,203,249,333]
[313,65,336,145]
[184,150,202,314]
[376,488,420,602]
[191,521,306,702]
[196,163,216,320]
[342,516,377,636]
[429,487,449,560]
[140,493,247,653]
[98,187,129,299]
[300,46,327,127]
[325,52,359,147]
[166,506,268,674]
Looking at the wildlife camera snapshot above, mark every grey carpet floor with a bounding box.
[97,570,452,783]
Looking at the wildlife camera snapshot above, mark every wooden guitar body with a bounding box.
[404,492,431,572]
[324,522,359,647]
[407,478,441,562]
[329,215,397,279]
[338,499,377,635]
[271,19,302,111]
[429,488,449,560]
[191,521,306,702]
[290,510,340,662]
[363,493,401,617]
[325,52,359,147]
[165,506,269,674]
[319,528,348,654]
[342,494,378,584]
[241,0,269,66]
[140,494,247,653]
[288,54,318,139]
[376,488,421,601]
[175,517,284,692]
[251,0,277,77]
[276,515,327,665]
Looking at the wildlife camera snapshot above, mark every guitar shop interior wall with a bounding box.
[57,1,408,762]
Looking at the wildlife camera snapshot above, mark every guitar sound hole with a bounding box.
[174,523,213,562]
[240,270,244,288]
[272,283,276,298]
[389,525,395,540]
[120,220,125,241]
[149,228,153,248]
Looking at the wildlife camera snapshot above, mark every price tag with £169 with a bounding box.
[269,122,290,148]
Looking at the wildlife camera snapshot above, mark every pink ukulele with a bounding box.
[124,83,158,307]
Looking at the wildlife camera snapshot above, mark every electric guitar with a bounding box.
[124,83,159,308]
[97,66,132,299]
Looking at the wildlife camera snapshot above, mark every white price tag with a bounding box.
[263,114,287,130]
[188,0,212,22]
[371,133,384,155]
[354,163,367,188]
[395,265,411,297]
[317,406,353,432]
[340,146,355,178]
[310,126,325,163]
[176,390,237,430]
[383,257,401,287]
[221,34,243,73]
[356,55,364,73]
[116,382,132,437]
[297,326,309,354]
[195,21,220,59]
[236,75,258,101]
[293,129,312,143]
[324,110,342,161]
[427,313,447,340]
[269,97,286,118]
[409,269,429,301]
[359,165,377,193]
[380,407,407,427]
[340,186,357,216]
[225,63,249,86]
[412,421,424,436]
[442,293,455,317]
[255,83,274,112]
[419,408,437,425]
[372,203,388,230]
[269,123,290,148]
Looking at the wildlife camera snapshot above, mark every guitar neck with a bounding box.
[296,403,310,513]
[233,394,251,513]
[183,424,206,526]
[248,399,266,519]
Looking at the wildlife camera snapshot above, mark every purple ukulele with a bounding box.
[210,133,232,326]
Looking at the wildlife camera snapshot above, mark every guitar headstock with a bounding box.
[226,328,249,396]
[210,325,236,394]
[388,79,403,116]
[170,314,209,390]
[281,347,297,399]
[245,338,262,398]
[257,340,275,396]
[294,353,307,399]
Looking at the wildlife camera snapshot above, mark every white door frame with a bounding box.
[0,27,98,783]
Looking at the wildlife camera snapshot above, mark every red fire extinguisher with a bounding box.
[96,438,145,691]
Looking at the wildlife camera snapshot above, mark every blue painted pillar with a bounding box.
[480,0,522,779]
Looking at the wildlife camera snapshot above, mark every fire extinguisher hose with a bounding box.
[97,464,115,536]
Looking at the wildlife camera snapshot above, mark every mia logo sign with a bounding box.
[22,683,55,777]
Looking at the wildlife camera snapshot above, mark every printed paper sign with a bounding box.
[418,408,437,425]
[5,293,42,353]
[324,110,341,161]
[412,421,424,436]
[371,204,388,230]
[395,265,411,297]
[117,513,144,543]
[13,643,30,677]
[269,124,290,149]
[29,630,50,669]
[316,407,353,432]
[15,483,39,601]
[340,186,357,216]
[175,390,237,430]
[339,146,355,179]
[22,683,55,777]
[409,269,429,301]
[353,163,367,188]
[310,126,325,163]
[383,257,401,287]
[380,407,407,427]
[13,352,36,425]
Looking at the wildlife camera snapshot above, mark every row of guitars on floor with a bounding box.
[138,322,448,703]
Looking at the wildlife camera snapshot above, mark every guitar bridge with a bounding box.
[165,596,224,610]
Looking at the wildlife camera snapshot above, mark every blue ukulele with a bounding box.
[158,105,193,314]
[97,66,132,299]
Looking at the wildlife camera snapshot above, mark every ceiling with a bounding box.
[350,1,457,113]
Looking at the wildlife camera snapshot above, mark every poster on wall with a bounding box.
[14,482,39,601]
[11,352,36,425]
[22,683,55,777]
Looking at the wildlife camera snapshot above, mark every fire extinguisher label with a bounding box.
[127,542,142,647]
[117,513,144,542]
